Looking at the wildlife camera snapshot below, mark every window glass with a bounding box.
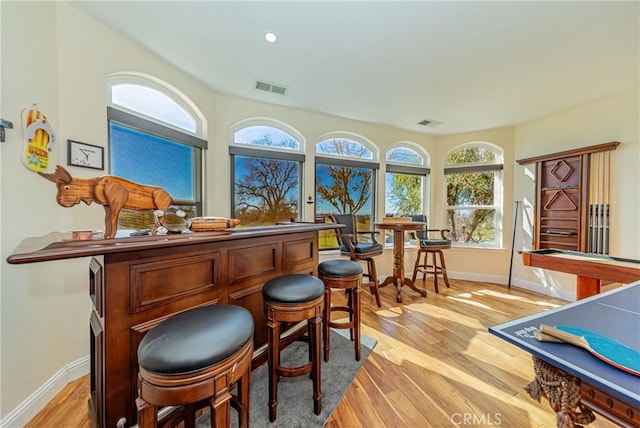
[111,83,196,133]
[385,172,423,216]
[315,137,377,250]
[316,138,373,160]
[386,147,423,165]
[233,155,301,225]
[445,145,502,247]
[108,75,204,232]
[448,146,497,165]
[110,123,194,200]
[316,163,375,249]
[234,126,300,151]
[230,123,303,226]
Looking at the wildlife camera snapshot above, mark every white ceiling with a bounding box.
[69,1,639,135]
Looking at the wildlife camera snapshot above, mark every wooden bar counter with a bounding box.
[7,223,336,428]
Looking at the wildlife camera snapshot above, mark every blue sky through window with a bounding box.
[110,123,194,200]
[234,126,300,150]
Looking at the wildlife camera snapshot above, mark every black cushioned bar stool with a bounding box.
[136,304,254,428]
[262,274,324,422]
[318,259,363,362]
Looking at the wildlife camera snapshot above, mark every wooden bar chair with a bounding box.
[410,214,452,293]
[330,213,382,307]
[318,259,363,362]
[262,274,324,422]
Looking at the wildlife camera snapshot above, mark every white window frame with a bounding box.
[106,73,207,224]
[444,142,503,248]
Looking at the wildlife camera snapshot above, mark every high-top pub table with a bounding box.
[374,220,427,303]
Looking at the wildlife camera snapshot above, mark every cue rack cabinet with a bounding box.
[517,142,619,252]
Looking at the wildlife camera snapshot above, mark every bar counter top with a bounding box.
[7,222,337,265]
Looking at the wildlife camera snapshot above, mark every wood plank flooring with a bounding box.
[26,279,620,427]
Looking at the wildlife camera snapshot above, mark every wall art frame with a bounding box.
[68,139,104,170]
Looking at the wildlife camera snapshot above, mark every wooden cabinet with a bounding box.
[536,154,589,251]
[7,224,334,428]
[517,142,619,253]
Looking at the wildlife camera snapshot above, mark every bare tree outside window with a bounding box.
[315,137,377,249]
[231,127,303,226]
[234,156,299,225]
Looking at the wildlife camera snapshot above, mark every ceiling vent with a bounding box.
[255,80,288,96]
[417,119,442,128]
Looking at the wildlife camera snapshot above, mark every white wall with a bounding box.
[1,1,638,424]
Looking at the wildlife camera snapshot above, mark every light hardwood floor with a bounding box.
[26,278,619,428]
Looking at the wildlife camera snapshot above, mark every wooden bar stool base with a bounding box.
[263,274,325,422]
[318,259,363,362]
[412,248,450,293]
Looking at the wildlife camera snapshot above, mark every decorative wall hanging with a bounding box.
[21,104,56,172]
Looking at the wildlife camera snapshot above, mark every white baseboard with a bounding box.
[0,355,90,428]
[444,271,574,301]
[509,277,574,302]
[447,270,507,286]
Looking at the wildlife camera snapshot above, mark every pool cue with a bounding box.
[589,154,597,252]
[594,152,602,254]
[599,152,604,254]
[604,151,611,254]
[507,200,520,289]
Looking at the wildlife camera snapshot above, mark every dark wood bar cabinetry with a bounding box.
[7,223,336,428]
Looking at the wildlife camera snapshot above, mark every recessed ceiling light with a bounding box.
[264,32,277,44]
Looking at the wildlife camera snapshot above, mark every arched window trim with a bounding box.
[107,72,206,138]
[229,118,305,154]
[315,131,379,162]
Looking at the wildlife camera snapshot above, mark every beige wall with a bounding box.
[209,94,437,220]
[0,2,219,423]
[431,127,516,283]
[1,1,638,424]
[512,90,640,299]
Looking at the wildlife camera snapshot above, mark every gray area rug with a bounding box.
[196,329,377,427]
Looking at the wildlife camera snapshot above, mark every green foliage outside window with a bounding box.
[387,173,422,216]
[446,146,500,245]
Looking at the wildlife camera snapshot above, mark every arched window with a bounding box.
[229,119,304,226]
[385,144,429,217]
[445,143,503,247]
[315,134,379,249]
[107,73,206,233]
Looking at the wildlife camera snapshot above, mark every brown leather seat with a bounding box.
[410,214,452,293]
